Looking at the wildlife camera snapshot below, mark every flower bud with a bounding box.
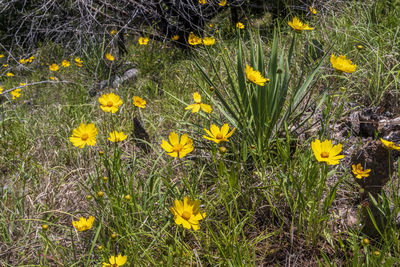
[124,195,132,201]
[111,233,117,239]
[219,146,227,154]
[86,195,93,200]
[97,191,104,198]
[356,45,364,50]
[42,224,49,231]
[373,251,380,256]
[362,238,370,246]
[103,176,108,181]
[97,245,103,251]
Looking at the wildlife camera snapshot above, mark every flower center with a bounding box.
[107,101,114,107]
[181,211,191,220]
[321,151,329,158]
[173,144,183,152]
[81,133,89,141]
[216,133,223,139]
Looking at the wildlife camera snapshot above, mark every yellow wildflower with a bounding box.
[330,54,357,73]
[49,64,59,71]
[11,89,21,99]
[102,254,127,267]
[245,64,269,86]
[352,163,371,179]
[19,82,27,87]
[138,37,149,45]
[6,72,14,77]
[288,17,314,32]
[172,35,180,41]
[98,93,123,113]
[185,92,212,113]
[110,29,117,35]
[188,32,202,46]
[72,216,95,232]
[309,6,317,15]
[236,22,245,29]
[3,64,8,67]
[0,54,4,58]
[62,60,70,67]
[108,130,128,143]
[105,53,115,61]
[381,138,400,151]
[75,57,83,67]
[0,85,3,94]
[203,124,235,144]
[19,59,26,64]
[170,196,206,231]
[199,0,206,4]
[161,132,194,158]
[219,0,226,6]
[133,96,146,108]
[202,37,216,46]
[69,123,98,148]
[311,139,345,165]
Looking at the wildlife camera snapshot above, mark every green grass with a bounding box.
[1,1,400,266]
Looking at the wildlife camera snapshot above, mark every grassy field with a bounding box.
[1,1,400,266]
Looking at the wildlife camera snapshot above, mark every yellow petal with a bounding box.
[193,92,201,103]
[169,132,180,146]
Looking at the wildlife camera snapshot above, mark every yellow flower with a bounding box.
[110,29,117,35]
[170,196,206,231]
[236,22,245,29]
[49,63,59,71]
[0,54,4,58]
[29,56,35,61]
[98,93,123,113]
[172,35,180,41]
[6,72,14,77]
[72,216,95,232]
[75,57,83,67]
[161,132,194,158]
[138,37,149,45]
[309,6,317,15]
[105,53,115,61]
[62,60,70,67]
[209,23,215,28]
[218,0,226,6]
[203,124,235,144]
[288,17,314,32]
[185,92,212,113]
[199,0,206,4]
[245,64,269,86]
[0,85,3,94]
[381,138,400,151]
[311,139,345,165]
[50,76,56,80]
[108,130,128,142]
[330,54,357,73]
[133,96,146,108]
[11,89,21,99]
[102,254,127,267]
[352,163,371,179]
[188,32,202,46]
[69,123,98,148]
[19,82,27,87]
[19,59,26,64]
[3,64,8,67]
[202,37,216,46]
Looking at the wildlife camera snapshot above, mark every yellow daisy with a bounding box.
[245,64,269,86]
[62,60,70,67]
[170,196,206,231]
[102,254,127,267]
[98,93,123,113]
[188,32,202,46]
[69,123,98,148]
[202,37,216,46]
[288,17,314,32]
[133,96,146,108]
[311,139,345,165]
[11,89,21,99]
[185,92,212,113]
[236,22,245,29]
[381,138,400,151]
[203,124,235,144]
[72,216,95,232]
[138,37,149,45]
[161,132,194,158]
[105,53,115,61]
[330,54,357,73]
[219,0,227,6]
[108,130,128,143]
[352,163,371,179]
